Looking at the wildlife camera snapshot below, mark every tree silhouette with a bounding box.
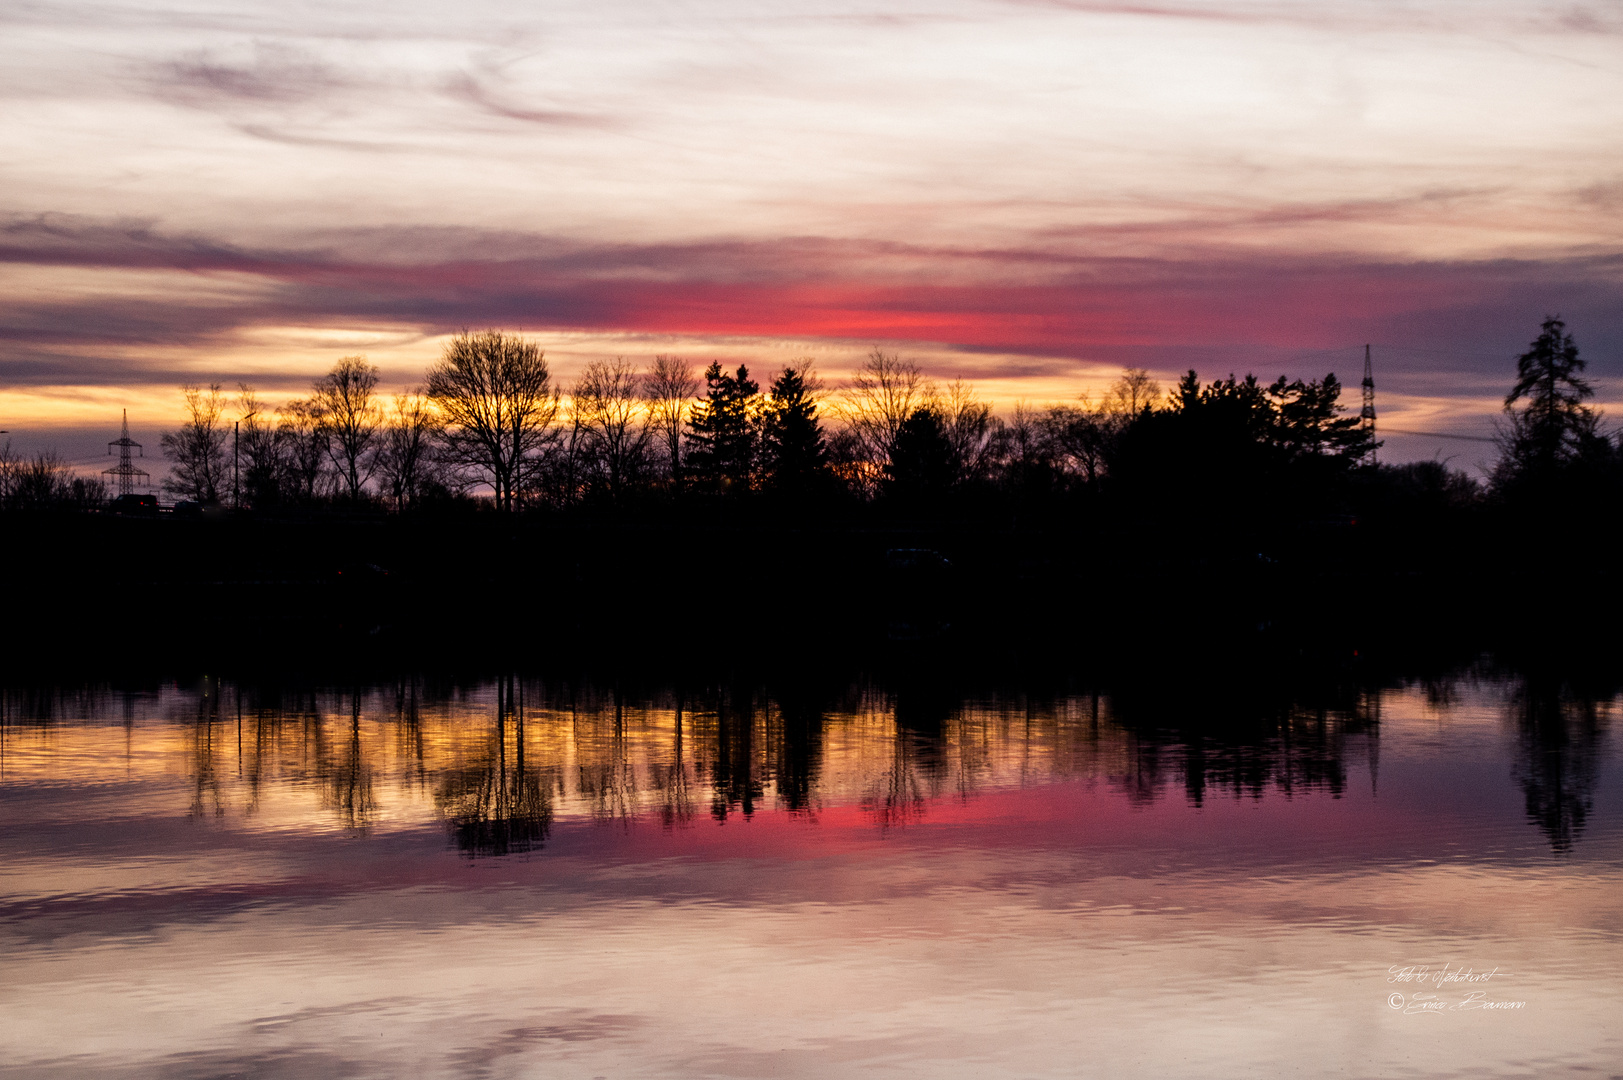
[1110,368,1371,526]
[1268,373,1374,463]
[312,356,383,503]
[234,386,286,508]
[646,354,699,481]
[1104,367,1162,415]
[0,449,105,511]
[685,362,760,494]
[277,397,331,504]
[571,357,653,501]
[837,349,933,489]
[374,390,441,512]
[1039,403,1114,492]
[427,330,560,511]
[1494,316,1604,497]
[884,407,957,504]
[160,383,228,503]
[939,379,997,484]
[762,362,828,495]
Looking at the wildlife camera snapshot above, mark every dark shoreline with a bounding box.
[3,507,1615,686]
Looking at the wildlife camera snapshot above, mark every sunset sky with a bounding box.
[4,0,1621,467]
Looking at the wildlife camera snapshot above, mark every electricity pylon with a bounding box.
[104,410,150,496]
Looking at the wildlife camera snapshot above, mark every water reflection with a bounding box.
[1511,676,1607,852]
[436,677,553,855]
[2,663,1621,1080]
[0,665,1612,854]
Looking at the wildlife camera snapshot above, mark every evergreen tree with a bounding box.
[1196,373,1275,442]
[1267,373,1375,464]
[763,364,827,494]
[1170,370,1202,413]
[884,408,956,503]
[686,362,760,493]
[1496,317,1601,488]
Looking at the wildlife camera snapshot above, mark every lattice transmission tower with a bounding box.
[104,410,150,495]
[1360,344,1376,467]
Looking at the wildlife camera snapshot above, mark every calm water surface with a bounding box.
[1,672,1619,1078]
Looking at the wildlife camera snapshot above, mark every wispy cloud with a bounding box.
[156,43,352,106]
[3,216,1618,393]
[441,72,614,128]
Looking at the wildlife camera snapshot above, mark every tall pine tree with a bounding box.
[685,362,760,494]
[763,364,827,494]
[1497,317,1600,485]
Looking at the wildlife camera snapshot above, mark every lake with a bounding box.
[1,664,1619,1078]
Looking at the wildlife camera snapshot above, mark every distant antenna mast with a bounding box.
[1360,344,1376,466]
[104,410,150,496]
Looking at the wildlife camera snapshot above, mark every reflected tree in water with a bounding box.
[770,684,827,814]
[649,690,696,828]
[393,677,428,793]
[862,728,930,828]
[1106,678,1377,807]
[436,676,553,855]
[322,688,377,830]
[1511,676,1609,853]
[574,684,640,826]
[704,684,764,821]
[862,685,948,828]
[186,677,228,818]
[26,665,1619,857]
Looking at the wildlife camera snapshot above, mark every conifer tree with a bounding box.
[763,363,827,493]
[884,408,956,501]
[686,363,760,493]
[1497,317,1600,485]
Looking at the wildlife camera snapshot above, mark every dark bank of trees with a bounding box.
[6,319,1620,551]
[0,446,106,511]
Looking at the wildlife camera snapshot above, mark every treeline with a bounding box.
[0,448,108,511]
[145,334,1390,522]
[8,318,1620,534]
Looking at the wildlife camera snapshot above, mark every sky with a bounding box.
[3,0,1622,470]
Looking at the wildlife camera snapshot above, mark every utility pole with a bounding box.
[104,410,150,496]
[1360,344,1377,467]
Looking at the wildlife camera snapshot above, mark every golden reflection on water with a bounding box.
[0,676,1391,842]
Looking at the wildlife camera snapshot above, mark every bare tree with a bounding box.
[375,390,441,512]
[939,379,996,483]
[1041,402,1114,488]
[278,397,330,504]
[235,385,288,508]
[1104,367,1162,415]
[0,448,105,510]
[0,438,16,506]
[837,348,934,488]
[571,357,652,499]
[645,354,699,479]
[426,329,560,511]
[161,383,229,502]
[312,356,382,503]
[552,393,590,507]
[998,402,1047,471]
